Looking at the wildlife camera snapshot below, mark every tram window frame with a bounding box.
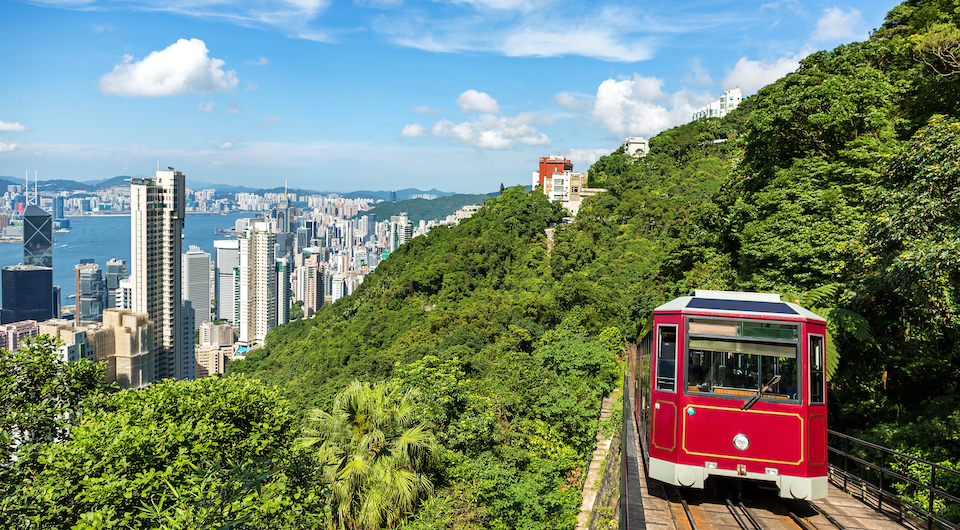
[683,315,801,404]
[655,325,678,393]
[809,334,825,405]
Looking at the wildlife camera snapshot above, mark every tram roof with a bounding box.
[655,290,826,322]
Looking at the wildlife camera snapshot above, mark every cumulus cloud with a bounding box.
[591,74,710,137]
[567,148,612,167]
[98,38,239,97]
[401,124,428,138]
[457,90,501,114]
[198,101,217,112]
[554,91,592,110]
[413,105,442,114]
[228,101,243,115]
[406,112,549,150]
[0,141,17,153]
[502,26,652,62]
[0,121,29,132]
[219,142,233,149]
[245,56,269,65]
[254,115,281,126]
[812,7,865,43]
[721,51,808,96]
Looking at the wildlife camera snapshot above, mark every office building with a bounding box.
[214,239,240,323]
[182,246,211,326]
[23,204,53,268]
[53,196,65,220]
[130,169,186,380]
[199,321,237,347]
[238,219,276,347]
[276,191,293,234]
[1,265,54,325]
[105,259,127,309]
[75,262,106,325]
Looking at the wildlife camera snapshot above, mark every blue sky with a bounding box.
[0,0,901,193]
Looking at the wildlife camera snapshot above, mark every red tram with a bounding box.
[635,290,828,500]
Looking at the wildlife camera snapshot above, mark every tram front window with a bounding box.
[686,341,799,401]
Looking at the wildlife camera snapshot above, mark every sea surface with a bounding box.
[0,212,258,306]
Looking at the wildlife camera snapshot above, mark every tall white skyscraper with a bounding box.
[131,169,186,381]
[182,246,211,326]
[238,219,276,347]
[276,256,290,327]
[214,239,240,323]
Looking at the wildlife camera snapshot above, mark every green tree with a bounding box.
[0,335,108,464]
[301,381,438,530]
[2,376,323,529]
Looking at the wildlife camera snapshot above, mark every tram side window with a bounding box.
[656,327,677,392]
[809,335,825,405]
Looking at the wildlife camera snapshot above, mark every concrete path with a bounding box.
[577,388,620,530]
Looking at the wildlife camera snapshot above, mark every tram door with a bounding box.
[651,324,679,457]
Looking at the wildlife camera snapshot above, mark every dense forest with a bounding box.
[2,0,960,527]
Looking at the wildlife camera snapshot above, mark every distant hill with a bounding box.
[340,188,457,201]
[350,193,490,223]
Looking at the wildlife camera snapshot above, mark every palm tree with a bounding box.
[300,381,438,530]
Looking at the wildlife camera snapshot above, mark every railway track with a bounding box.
[667,483,846,530]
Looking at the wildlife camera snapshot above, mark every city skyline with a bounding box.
[1,0,898,193]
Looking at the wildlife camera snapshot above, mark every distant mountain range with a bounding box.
[0,176,470,198]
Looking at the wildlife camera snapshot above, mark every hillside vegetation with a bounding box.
[3,0,959,527]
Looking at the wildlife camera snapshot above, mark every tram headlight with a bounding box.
[733,433,750,451]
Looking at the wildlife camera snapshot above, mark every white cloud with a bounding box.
[219,142,233,149]
[457,90,501,114]
[502,26,652,62]
[812,7,865,43]
[98,38,239,97]
[93,22,116,33]
[0,142,18,153]
[592,74,711,137]
[198,101,217,112]
[401,123,427,137]
[254,115,281,126]
[0,121,30,132]
[413,105,442,114]
[245,56,269,65]
[554,91,592,110]
[228,101,243,115]
[721,51,808,96]
[422,112,550,150]
[244,81,259,92]
[567,148,612,167]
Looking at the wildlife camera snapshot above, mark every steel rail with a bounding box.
[725,499,753,530]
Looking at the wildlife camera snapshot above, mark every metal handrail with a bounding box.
[828,429,960,530]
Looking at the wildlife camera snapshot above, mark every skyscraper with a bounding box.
[182,246,211,326]
[238,219,276,347]
[214,239,240,323]
[75,262,106,325]
[131,169,185,380]
[276,191,293,234]
[1,265,54,325]
[23,204,52,268]
[105,258,128,309]
[276,256,290,327]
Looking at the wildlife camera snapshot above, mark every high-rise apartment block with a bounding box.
[238,219,276,347]
[182,246,211,326]
[0,320,39,352]
[131,169,189,380]
[276,257,290,327]
[214,239,240,323]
